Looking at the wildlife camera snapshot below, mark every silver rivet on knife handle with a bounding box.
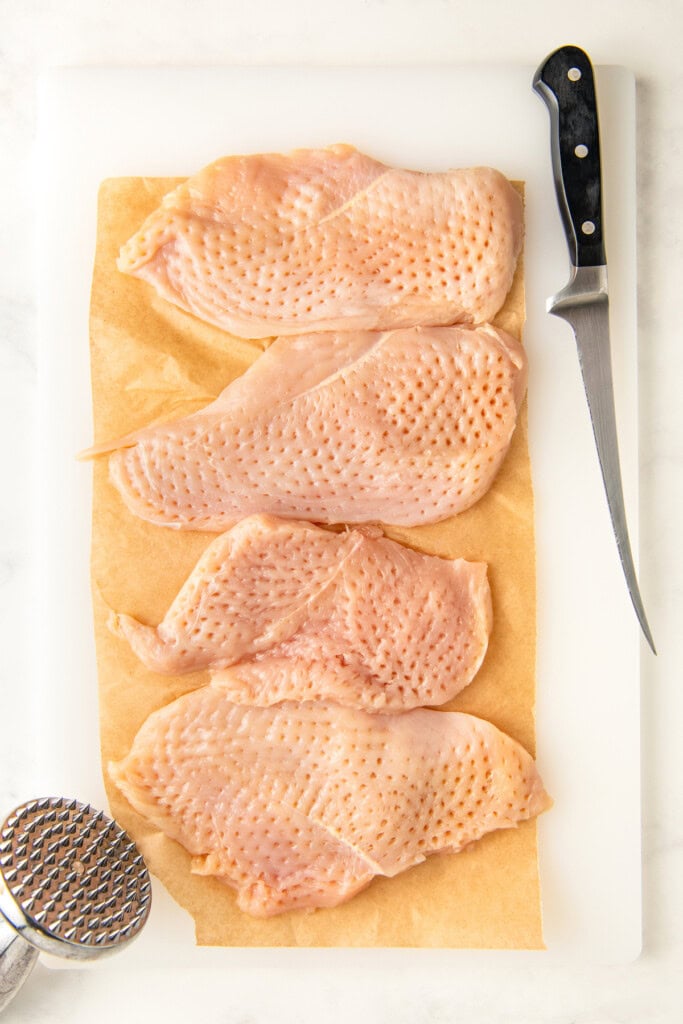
[533,45,656,653]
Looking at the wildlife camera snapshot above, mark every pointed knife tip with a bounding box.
[638,613,657,655]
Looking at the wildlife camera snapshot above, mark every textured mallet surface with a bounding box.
[0,797,151,952]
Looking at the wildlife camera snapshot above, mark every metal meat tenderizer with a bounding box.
[0,797,151,1013]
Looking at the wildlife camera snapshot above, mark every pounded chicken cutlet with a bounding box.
[110,690,550,917]
[118,145,523,337]
[110,515,492,710]
[100,324,527,529]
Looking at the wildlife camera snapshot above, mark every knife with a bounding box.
[533,44,656,653]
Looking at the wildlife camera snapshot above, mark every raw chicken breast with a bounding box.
[104,324,527,529]
[110,515,492,710]
[118,145,523,337]
[110,689,550,917]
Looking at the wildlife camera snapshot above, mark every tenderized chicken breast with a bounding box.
[109,688,550,917]
[99,324,527,529]
[117,145,523,337]
[109,515,492,710]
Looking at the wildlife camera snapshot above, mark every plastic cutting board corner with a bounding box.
[33,64,641,966]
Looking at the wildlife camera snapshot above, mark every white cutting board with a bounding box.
[32,65,641,966]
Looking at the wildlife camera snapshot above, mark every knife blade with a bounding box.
[533,44,656,653]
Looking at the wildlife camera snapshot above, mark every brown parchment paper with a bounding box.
[89,177,541,949]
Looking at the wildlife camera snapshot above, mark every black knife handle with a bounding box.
[533,45,606,268]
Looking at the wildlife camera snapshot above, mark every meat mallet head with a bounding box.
[0,797,151,1012]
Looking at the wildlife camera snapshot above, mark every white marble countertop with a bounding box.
[1,2,681,1021]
